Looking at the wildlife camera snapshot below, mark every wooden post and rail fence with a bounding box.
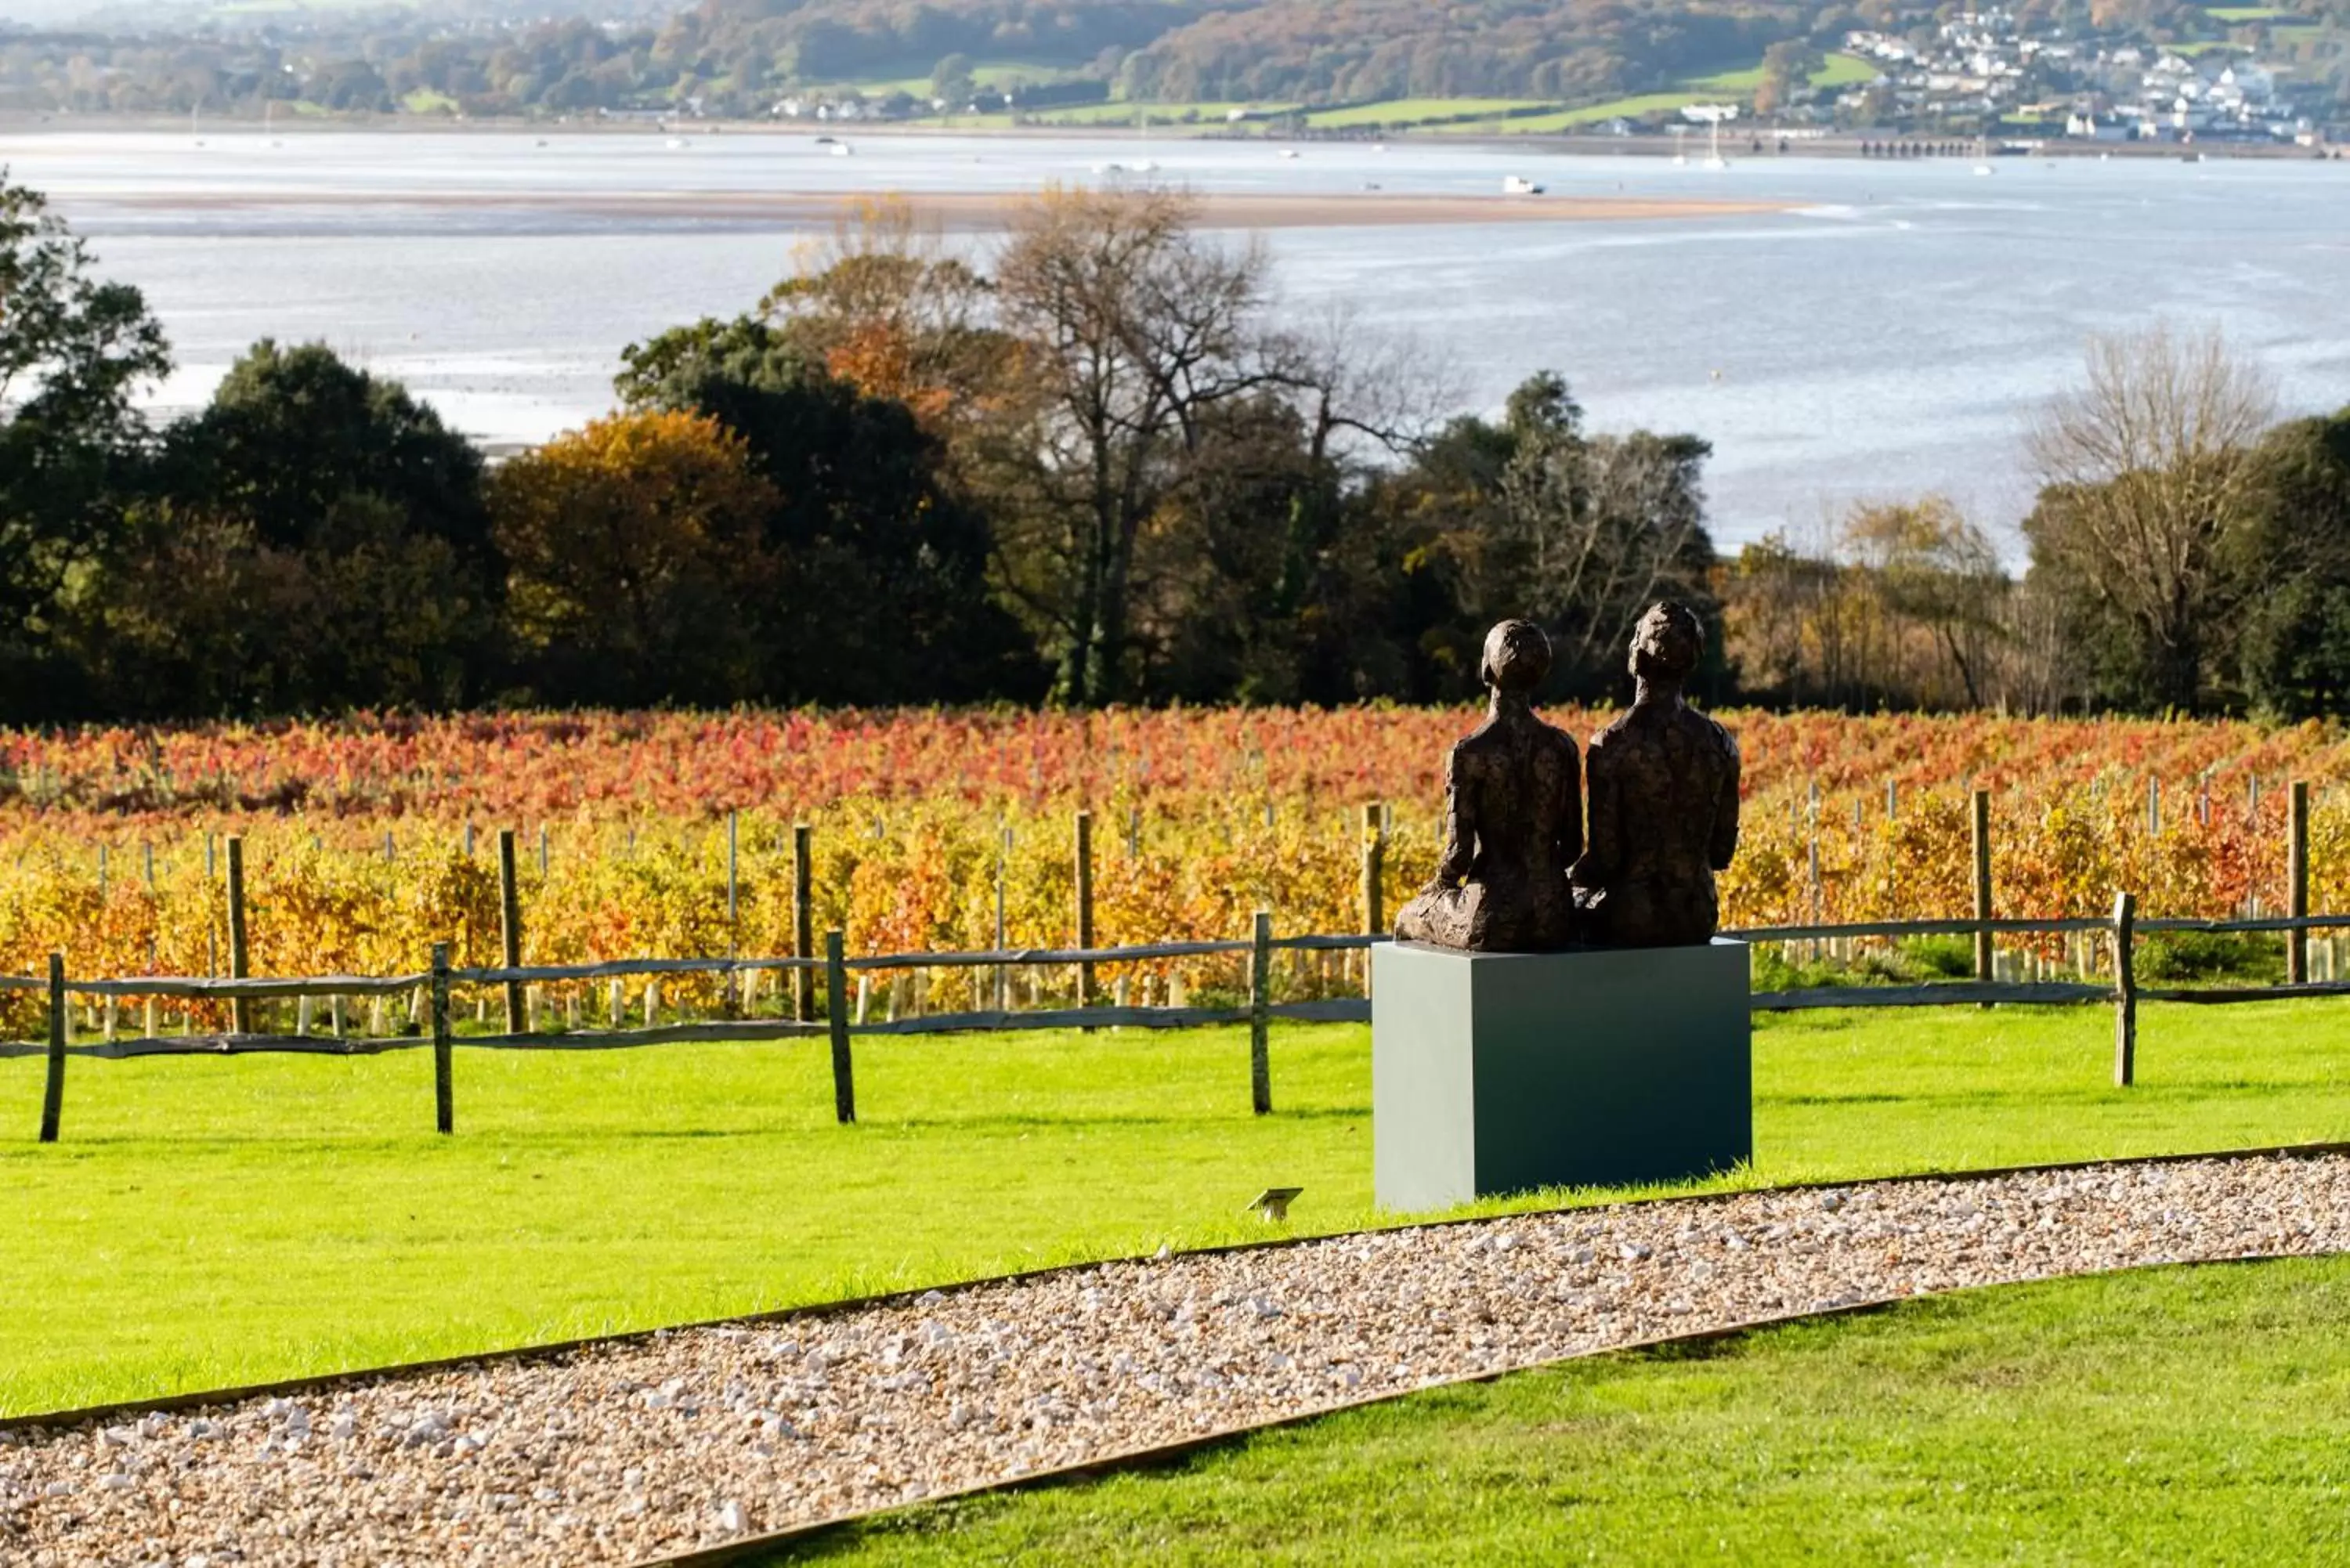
[14,784,2340,1139]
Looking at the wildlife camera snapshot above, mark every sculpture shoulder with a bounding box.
[1530,712,1580,761]
[1585,710,1635,758]
[1683,706,1739,764]
[1455,712,1577,761]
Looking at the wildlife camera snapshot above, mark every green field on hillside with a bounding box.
[821,58,1086,101]
[1029,100,1297,128]
[1303,97,1549,129]
[8,998,2348,1418]
[1334,52,1881,135]
[768,1256,2350,1565]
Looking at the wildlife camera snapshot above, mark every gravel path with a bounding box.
[7,1152,2348,1567]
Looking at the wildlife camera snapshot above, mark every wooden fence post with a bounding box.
[793,823,815,1024]
[1971,789,1993,988]
[226,834,251,1035]
[1361,801,1386,999]
[1075,810,1097,1012]
[431,942,454,1135]
[38,952,64,1143]
[2290,780,2309,985]
[826,929,855,1125]
[497,829,524,1034]
[1249,911,1273,1115]
[2112,891,2137,1087]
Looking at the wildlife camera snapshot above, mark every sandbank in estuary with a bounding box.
[99,187,1794,229]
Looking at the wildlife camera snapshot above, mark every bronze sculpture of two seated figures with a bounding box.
[1394,603,1741,953]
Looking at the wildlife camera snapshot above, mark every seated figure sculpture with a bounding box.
[1394,620,1581,952]
[1571,602,1741,947]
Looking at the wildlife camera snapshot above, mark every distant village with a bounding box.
[1842,9,2330,146]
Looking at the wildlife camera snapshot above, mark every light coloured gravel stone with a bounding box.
[4,1153,2347,1566]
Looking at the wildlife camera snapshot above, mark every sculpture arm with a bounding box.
[1430,746,1476,888]
[1709,733,1742,872]
[1556,740,1583,878]
[1580,742,1617,886]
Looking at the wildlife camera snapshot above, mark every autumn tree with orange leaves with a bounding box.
[490,410,781,706]
[757,196,1015,433]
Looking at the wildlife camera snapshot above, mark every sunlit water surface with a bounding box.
[9,129,2348,552]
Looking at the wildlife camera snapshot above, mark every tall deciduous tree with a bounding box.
[2232,406,2350,717]
[616,314,1041,703]
[103,340,503,713]
[490,410,780,706]
[985,185,1285,704]
[1840,497,2005,707]
[757,197,1006,432]
[1384,371,1719,701]
[0,171,169,708]
[2023,324,2275,712]
[159,338,493,565]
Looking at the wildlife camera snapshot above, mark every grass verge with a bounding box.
[7,999,2349,1416]
[760,1255,2350,1564]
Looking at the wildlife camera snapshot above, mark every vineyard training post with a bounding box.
[497,829,524,1034]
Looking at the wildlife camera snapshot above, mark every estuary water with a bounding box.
[6,128,2348,551]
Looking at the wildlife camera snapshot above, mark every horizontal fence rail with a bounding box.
[16,914,2350,1003]
[9,901,2349,1140]
[10,781,2348,1139]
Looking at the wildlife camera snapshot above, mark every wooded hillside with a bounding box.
[3,0,2340,121]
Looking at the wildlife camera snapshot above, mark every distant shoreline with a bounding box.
[4,114,2339,163]
[78,187,1798,229]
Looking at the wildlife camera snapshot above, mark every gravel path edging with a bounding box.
[11,1146,2350,1566]
[633,1248,2312,1568]
[11,1136,2348,1436]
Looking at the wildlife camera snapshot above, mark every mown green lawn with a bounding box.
[767,1255,2350,1565]
[6,999,2348,1416]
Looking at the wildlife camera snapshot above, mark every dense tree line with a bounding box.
[0,178,1723,719]
[7,0,2337,121]
[1720,327,2350,718]
[5,174,2347,722]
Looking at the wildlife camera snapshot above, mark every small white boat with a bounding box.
[1278,148,1300,159]
[1972,163,1993,175]
[830,142,853,156]
[1502,175,1546,195]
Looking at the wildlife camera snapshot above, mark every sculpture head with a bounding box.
[1629,602,1703,684]
[1479,619,1553,695]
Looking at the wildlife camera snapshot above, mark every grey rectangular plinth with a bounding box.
[1372,939,1751,1211]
